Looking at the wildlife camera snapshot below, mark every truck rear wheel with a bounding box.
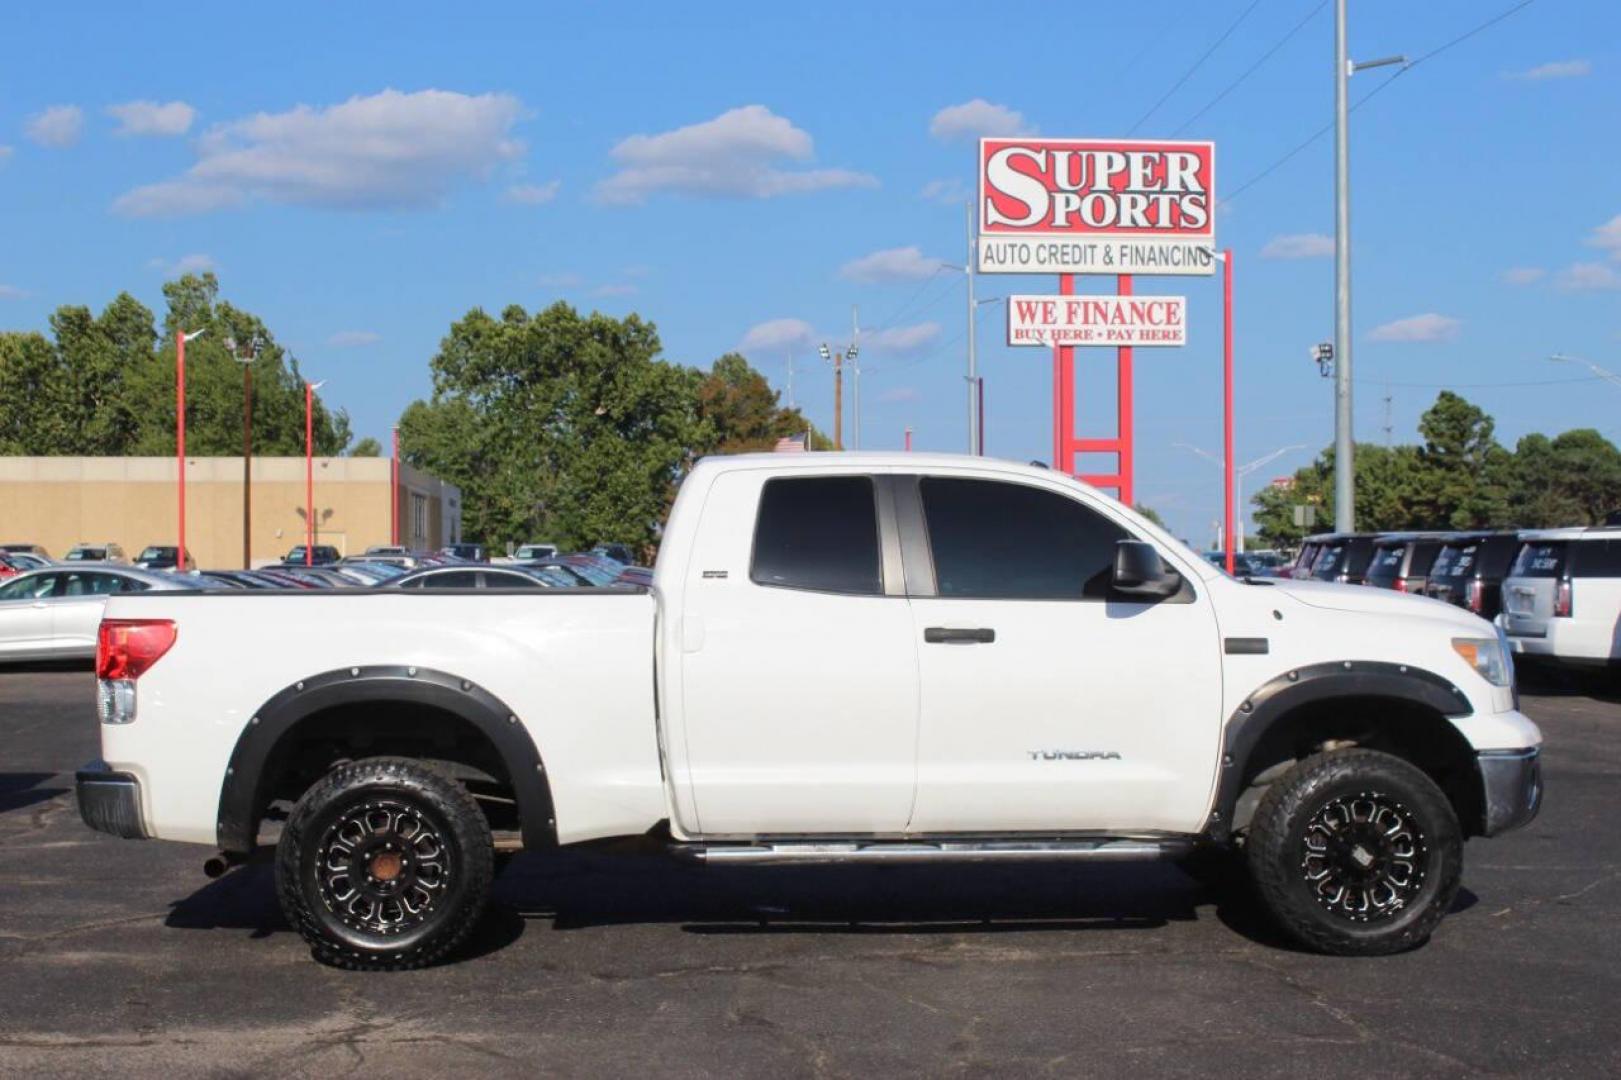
[1246,748,1461,956]
[275,756,494,970]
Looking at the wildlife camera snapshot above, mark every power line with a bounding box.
[1352,375,1602,389]
[1129,0,1266,135]
[1171,0,1329,136]
[861,266,949,336]
[1220,0,1538,207]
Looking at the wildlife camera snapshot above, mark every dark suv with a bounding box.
[1422,531,1521,620]
[1363,533,1448,594]
[1307,532,1384,585]
[283,544,341,565]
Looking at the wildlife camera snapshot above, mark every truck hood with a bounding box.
[1266,577,1474,623]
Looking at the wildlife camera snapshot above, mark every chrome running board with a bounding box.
[671,837,1194,866]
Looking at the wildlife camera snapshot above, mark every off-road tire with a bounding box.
[1246,748,1461,956]
[276,756,494,971]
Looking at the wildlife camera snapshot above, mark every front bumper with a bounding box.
[76,760,147,839]
[1477,748,1542,837]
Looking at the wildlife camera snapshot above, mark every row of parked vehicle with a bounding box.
[0,541,651,663]
[1269,525,1621,671]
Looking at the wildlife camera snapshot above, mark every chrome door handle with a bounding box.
[923,627,995,644]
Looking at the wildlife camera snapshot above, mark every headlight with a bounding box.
[1452,635,1511,687]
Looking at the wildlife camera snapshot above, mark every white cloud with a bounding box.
[1508,59,1592,81]
[920,177,970,204]
[147,253,216,276]
[1501,266,1546,285]
[1586,213,1621,260]
[1367,313,1461,343]
[862,321,942,353]
[537,272,582,288]
[107,100,196,137]
[839,245,944,283]
[739,317,816,353]
[25,105,84,148]
[1260,233,1334,259]
[595,105,877,204]
[113,89,524,217]
[591,283,637,297]
[0,284,28,299]
[0,145,12,165]
[327,330,382,348]
[1555,262,1621,291]
[929,99,1033,141]
[505,179,560,205]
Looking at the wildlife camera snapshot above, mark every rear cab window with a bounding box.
[751,476,881,595]
[1311,543,1345,578]
[1365,544,1406,586]
[1432,542,1477,580]
[1510,541,1567,578]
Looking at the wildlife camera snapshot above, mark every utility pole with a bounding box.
[850,305,862,450]
[966,201,979,455]
[226,335,261,569]
[1382,386,1394,446]
[785,350,796,410]
[819,343,844,449]
[1333,0,1354,532]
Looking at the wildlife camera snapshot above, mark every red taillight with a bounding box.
[96,619,177,680]
[1554,580,1573,618]
[1393,578,1407,593]
[1466,579,1484,613]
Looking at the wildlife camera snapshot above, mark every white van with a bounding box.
[1498,526,1621,669]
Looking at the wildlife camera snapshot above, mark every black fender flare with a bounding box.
[216,666,557,855]
[1207,660,1473,842]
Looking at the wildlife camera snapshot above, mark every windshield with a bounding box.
[138,547,172,561]
[1510,541,1566,578]
[66,548,104,561]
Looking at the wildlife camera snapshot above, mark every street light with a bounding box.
[304,379,326,566]
[1175,443,1306,554]
[225,335,261,568]
[175,328,206,567]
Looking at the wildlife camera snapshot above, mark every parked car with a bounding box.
[1,543,51,559]
[332,561,410,586]
[387,565,580,589]
[3,551,51,572]
[535,554,625,587]
[80,452,1541,968]
[1422,532,1522,620]
[1363,533,1448,594]
[134,545,196,572]
[0,553,26,580]
[614,565,654,587]
[0,565,191,661]
[441,543,488,562]
[1201,551,1269,577]
[64,542,128,564]
[1307,532,1384,585]
[199,570,284,590]
[1279,539,1323,579]
[282,545,341,566]
[591,543,636,565]
[1499,525,1621,670]
[270,566,356,588]
[512,543,559,562]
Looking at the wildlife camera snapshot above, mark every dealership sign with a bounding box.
[979,138,1215,275]
[1007,294,1187,347]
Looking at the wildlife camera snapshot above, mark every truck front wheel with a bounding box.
[1246,748,1462,956]
[275,756,494,970]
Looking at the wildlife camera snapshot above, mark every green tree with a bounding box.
[400,302,708,555]
[694,353,829,453]
[348,436,383,457]
[1133,504,1166,528]
[1410,391,1511,528]
[1510,429,1621,526]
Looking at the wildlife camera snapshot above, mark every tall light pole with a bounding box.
[391,426,400,547]
[304,379,326,565]
[175,328,205,566]
[1334,0,1407,532]
[965,201,979,455]
[1175,443,1306,555]
[226,335,261,569]
[850,306,862,450]
[1550,353,1621,390]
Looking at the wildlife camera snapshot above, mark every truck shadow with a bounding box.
[0,772,67,813]
[165,851,1474,961]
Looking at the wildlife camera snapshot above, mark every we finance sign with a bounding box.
[979,139,1215,276]
[1007,295,1187,347]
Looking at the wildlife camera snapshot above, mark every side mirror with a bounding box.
[1112,540,1182,598]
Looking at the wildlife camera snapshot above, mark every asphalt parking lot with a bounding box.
[2,668,1617,1077]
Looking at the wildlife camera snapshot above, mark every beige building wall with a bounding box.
[0,457,461,568]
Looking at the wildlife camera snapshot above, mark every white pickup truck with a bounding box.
[77,453,1543,968]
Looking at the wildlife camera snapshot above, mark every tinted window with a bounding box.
[1433,543,1477,580]
[485,571,541,588]
[67,548,104,561]
[1510,541,1566,578]
[0,576,51,601]
[920,477,1128,600]
[1312,543,1345,577]
[751,476,881,595]
[1572,538,1621,578]
[1365,544,1406,584]
[417,570,482,589]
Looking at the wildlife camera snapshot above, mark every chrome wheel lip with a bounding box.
[315,797,453,938]
[1299,790,1428,924]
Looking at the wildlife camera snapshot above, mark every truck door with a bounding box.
[898,475,1223,835]
[676,470,919,836]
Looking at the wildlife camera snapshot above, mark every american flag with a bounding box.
[773,435,807,453]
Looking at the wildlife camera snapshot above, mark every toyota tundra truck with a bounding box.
[77,453,1543,968]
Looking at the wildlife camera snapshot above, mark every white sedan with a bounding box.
[0,566,194,662]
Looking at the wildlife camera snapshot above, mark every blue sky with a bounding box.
[2,1,1617,543]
